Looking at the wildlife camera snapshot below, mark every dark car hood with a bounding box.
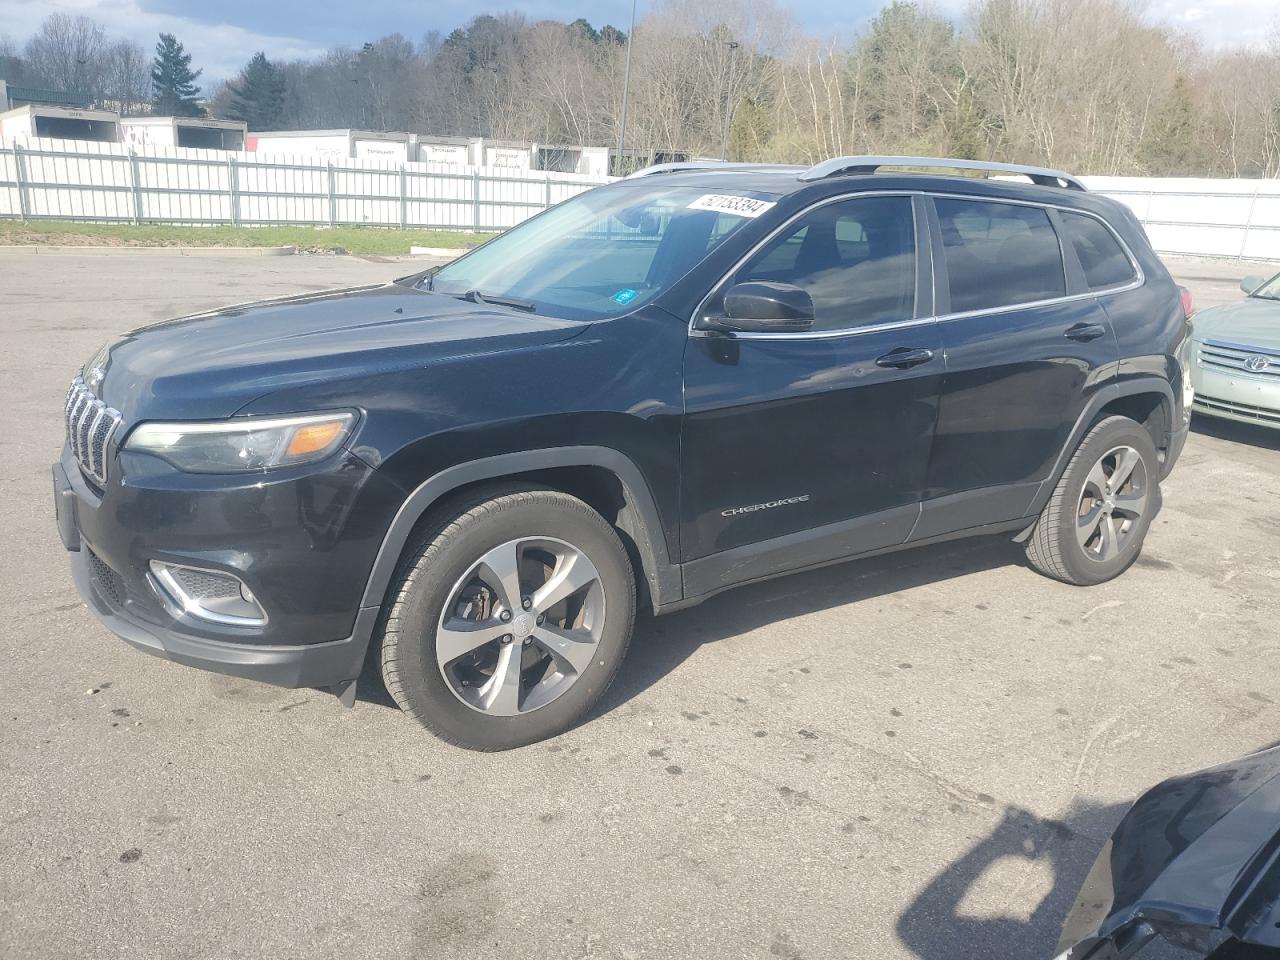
[90,283,584,422]
[1057,745,1280,958]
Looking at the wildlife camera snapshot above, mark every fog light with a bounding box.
[148,561,268,627]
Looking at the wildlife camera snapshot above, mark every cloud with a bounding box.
[1142,0,1277,48]
[0,0,326,81]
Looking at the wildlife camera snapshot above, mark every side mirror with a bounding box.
[702,281,815,334]
[1241,275,1265,295]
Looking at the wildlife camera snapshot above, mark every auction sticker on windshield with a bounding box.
[687,194,777,218]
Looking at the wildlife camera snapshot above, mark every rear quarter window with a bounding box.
[1058,211,1137,290]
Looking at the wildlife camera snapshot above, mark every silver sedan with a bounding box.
[1190,270,1280,430]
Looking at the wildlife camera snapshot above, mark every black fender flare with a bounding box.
[357,446,681,615]
[1021,377,1176,529]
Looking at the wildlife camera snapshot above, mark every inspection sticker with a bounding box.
[686,194,777,218]
[613,288,639,305]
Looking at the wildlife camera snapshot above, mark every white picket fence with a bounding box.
[2,138,1278,260]
[0,137,609,233]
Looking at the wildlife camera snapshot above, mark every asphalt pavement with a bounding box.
[2,251,1278,960]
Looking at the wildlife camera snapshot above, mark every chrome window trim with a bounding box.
[688,190,1145,342]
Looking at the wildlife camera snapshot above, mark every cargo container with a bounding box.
[120,117,247,151]
[0,105,120,143]
[247,129,409,162]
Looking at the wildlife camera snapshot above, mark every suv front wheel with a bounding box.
[379,486,636,750]
[1025,415,1160,586]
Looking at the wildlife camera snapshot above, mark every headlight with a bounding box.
[124,411,355,473]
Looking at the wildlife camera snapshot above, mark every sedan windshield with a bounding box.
[1251,272,1280,301]
[424,183,776,320]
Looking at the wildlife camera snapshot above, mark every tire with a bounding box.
[1025,415,1160,586]
[378,485,635,751]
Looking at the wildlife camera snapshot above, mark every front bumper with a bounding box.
[68,543,376,689]
[1190,362,1280,430]
[53,443,396,692]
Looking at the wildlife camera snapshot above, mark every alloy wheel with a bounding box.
[435,537,605,716]
[1076,444,1149,562]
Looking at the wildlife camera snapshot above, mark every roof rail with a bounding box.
[624,160,802,179]
[797,155,1087,191]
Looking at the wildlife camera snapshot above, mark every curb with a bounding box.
[408,246,465,258]
[0,245,297,257]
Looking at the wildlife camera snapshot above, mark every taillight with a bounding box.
[1179,285,1195,319]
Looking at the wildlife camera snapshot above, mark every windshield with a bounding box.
[1250,272,1280,301]
[425,183,777,320]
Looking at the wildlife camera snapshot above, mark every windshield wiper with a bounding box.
[458,289,537,313]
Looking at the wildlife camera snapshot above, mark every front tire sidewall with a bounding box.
[385,493,634,751]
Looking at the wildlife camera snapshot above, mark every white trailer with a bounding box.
[121,117,247,151]
[248,129,409,162]
[411,134,473,166]
[477,138,534,170]
[534,144,611,179]
[0,105,120,144]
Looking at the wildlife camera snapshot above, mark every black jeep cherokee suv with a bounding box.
[53,156,1192,750]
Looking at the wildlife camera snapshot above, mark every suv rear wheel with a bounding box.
[379,486,635,750]
[1025,415,1160,586]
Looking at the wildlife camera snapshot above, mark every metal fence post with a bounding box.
[12,143,29,221]
[544,173,552,211]
[227,155,240,226]
[128,149,143,225]
[472,168,481,233]
[399,165,407,229]
[1240,184,1260,261]
[327,162,337,227]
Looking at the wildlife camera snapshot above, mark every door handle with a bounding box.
[1065,322,1107,342]
[875,347,935,369]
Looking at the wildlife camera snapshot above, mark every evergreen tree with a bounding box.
[151,32,202,116]
[226,52,285,129]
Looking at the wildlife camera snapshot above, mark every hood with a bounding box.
[1191,298,1280,351]
[88,283,584,422]
[1057,745,1280,958]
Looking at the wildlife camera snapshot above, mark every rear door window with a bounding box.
[1057,211,1137,290]
[934,198,1066,313]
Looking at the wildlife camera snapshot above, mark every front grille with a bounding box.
[1194,394,1280,425]
[1199,339,1280,379]
[64,375,122,485]
[85,547,127,608]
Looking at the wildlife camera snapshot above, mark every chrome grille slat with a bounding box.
[1199,340,1280,378]
[1203,339,1280,359]
[63,375,122,485]
[85,406,106,477]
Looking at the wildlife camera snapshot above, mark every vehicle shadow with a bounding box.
[599,534,1024,715]
[895,798,1200,960]
[1191,413,1280,451]
[354,534,1028,711]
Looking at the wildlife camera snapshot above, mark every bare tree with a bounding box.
[22,14,107,94]
[6,3,1280,178]
[101,39,151,115]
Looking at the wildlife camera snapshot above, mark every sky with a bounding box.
[0,0,1275,82]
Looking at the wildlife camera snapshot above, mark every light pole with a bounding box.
[720,40,740,162]
[617,0,638,175]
